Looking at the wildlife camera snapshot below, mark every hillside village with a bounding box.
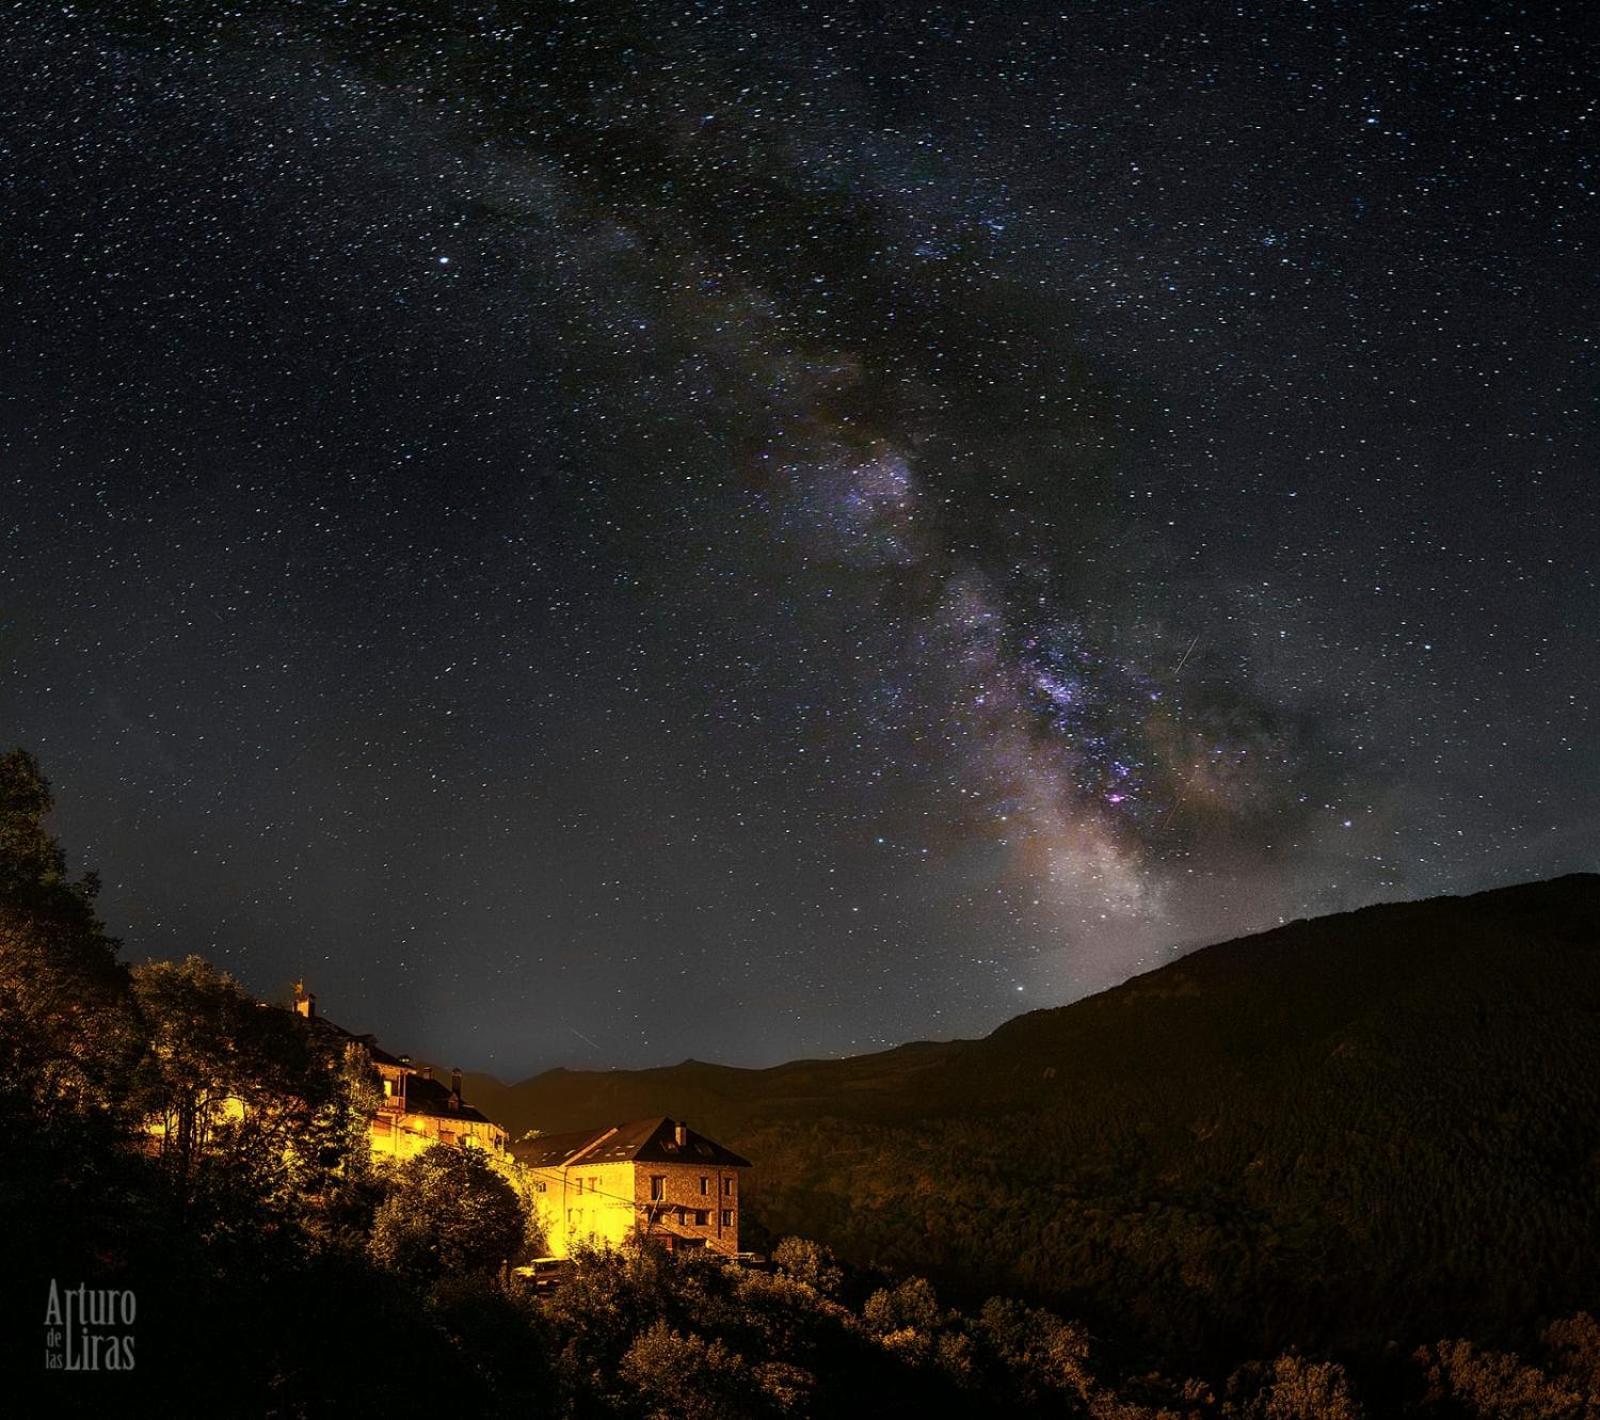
[281,982,750,1266]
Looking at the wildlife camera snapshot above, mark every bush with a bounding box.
[773,1235,844,1297]
[369,1145,524,1283]
[621,1318,810,1419]
[1411,1339,1586,1419]
[1225,1353,1363,1419]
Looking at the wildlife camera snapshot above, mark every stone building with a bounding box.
[511,1117,750,1258]
[292,982,508,1159]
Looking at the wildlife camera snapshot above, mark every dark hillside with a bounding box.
[489,876,1600,1368]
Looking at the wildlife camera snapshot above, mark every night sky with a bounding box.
[3,2,1596,1077]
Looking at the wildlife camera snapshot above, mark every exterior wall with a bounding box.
[524,1160,744,1258]
[367,1060,507,1159]
[527,1161,639,1258]
[368,1107,506,1160]
[633,1162,742,1256]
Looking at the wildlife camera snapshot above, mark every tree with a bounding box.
[130,956,366,1217]
[0,748,139,1117]
[863,1275,943,1337]
[369,1144,525,1283]
[620,1318,808,1419]
[1541,1314,1600,1401]
[977,1296,1095,1407]
[773,1235,844,1297]
[1225,1354,1364,1419]
[1411,1339,1587,1420]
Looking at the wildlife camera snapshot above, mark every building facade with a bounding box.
[511,1117,750,1258]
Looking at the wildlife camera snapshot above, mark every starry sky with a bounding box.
[3,1,1596,1077]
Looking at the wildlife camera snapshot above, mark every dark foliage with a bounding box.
[369,1144,526,1283]
[2,748,1597,1416]
[485,876,1600,1373]
[0,747,140,1115]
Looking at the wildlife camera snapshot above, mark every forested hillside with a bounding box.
[486,876,1600,1369]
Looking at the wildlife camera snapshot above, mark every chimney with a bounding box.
[292,981,316,1019]
[450,1068,463,1110]
[419,1064,432,1081]
[674,1121,687,1148]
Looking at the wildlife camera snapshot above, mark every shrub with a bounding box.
[368,1145,524,1283]
[773,1235,845,1297]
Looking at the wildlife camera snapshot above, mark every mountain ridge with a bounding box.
[469,873,1600,1368]
[470,872,1599,1128]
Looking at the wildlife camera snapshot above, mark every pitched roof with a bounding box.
[307,1010,497,1125]
[309,1011,407,1067]
[511,1117,750,1170]
[395,1071,496,1125]
[511,1126,615,1168]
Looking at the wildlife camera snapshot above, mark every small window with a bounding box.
[722,1176,735,1195]
[588,1176,599,1193]
[720,1210,733,1228]
[674,1207,685,1225]
[694,1210,709,1227]
[649,1175,666,1201]
[535,1181,547,1193]
[699,1176,709,1195]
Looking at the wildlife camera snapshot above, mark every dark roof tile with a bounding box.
[511,1117,750,1169]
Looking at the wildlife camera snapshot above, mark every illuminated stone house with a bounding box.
[511,1118,750,1258]
[292,983,508,1159]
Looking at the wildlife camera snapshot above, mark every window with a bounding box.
[720,1210,733,1228]
[722,1176,735,1195]
[649,1175,666,1201]
[535,1181,547,1193]
[674,1207,685,1225]
[699,1176,710,1195]
[587,1176,598,1193]
[694,1210,709,1227]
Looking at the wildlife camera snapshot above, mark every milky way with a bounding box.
[2,2,1596,1073]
